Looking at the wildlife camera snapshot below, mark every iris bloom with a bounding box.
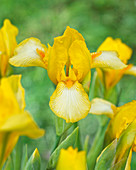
[105,101,136,151]
[0,19,18,77]
[9,27,127,122]
[56,146,87,170]
[0,75,44,168]
[96,37,135,90]
[102,100,136,169]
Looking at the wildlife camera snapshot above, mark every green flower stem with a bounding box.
[87,116,109,170]
[74,122,82,150]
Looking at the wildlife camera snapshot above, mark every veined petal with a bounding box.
[89,98,116,118]
[97,37,132,63]
[69,40,91,82]
[49,81,91,123]
[91,51,127,69]
[9,37,47,69]
[0,110,45,139]
[124,65,136,76]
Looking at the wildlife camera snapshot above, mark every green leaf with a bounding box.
[25,148,41,170]
[4,156,13,170]
[21,145,28,170]
[11,139,22,170]
[95,120,136,170]
[47,127,79,169]
[55,116,72,136]
[89,72,104,101]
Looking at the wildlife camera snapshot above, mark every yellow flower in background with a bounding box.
[96,37,134,90]
[105,101,136,152]
[0,75,44,168]
[9,26,127,123]
[0,19,18,77]
[56,146,87,170]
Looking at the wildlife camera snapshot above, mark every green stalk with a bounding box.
[74,122,82,150]
[87,116,109,170]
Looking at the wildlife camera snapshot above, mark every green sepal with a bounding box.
[47,127,79,169]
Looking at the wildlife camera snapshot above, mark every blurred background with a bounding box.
[0,0,136,169]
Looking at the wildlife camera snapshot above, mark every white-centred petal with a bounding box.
[91,51,127,70]
[9,38,46,68]
[89,98,116,118]
[49,81,91,123]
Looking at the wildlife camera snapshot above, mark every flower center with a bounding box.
[65,79,74,88]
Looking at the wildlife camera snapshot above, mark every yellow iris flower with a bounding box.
[9,26,127,123]
[56,146,87,170]
[96,37,134,89]
[0,19,18,77]
[99,101,136,170]
[0,75,44,168]
[105,100,136,152]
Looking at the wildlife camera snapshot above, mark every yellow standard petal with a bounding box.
[9,37,47,69]
[47,36,69,84]
[47,26,86,85]
[0,19,18,76]
[49,81,91,123]
[89,98,116,118]
[91,51,127,69]
[56,147,87,170]
[97,37,132,63]
[69,40,91,82]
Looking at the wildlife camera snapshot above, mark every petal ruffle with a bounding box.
[91,51,127,69]
[89,98,116,118]
[49,81,91,123]
[9,38,47,69]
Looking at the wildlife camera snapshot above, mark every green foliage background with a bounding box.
[0,0,136,169]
